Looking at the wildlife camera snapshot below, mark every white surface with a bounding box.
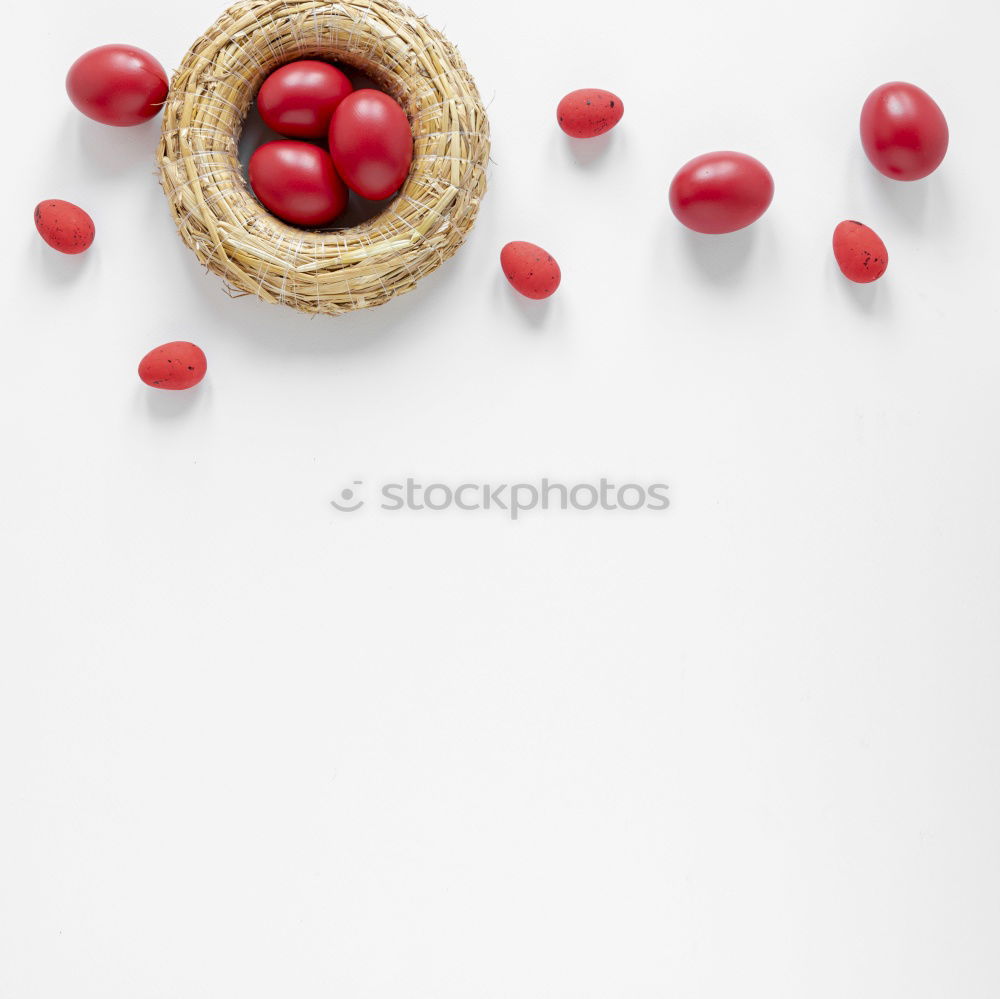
[2,0,1000,996]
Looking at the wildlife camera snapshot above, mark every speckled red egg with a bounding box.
[833,220,889,283]
[557,89,623,138]
[138,341,207,390]
[501,241,561,300]
[34,200,95,254]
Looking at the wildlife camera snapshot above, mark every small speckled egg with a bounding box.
[501,241,561,300]
[833,221,889,283]
[557,89,623,138]
[138,342,207,390]
[34,199,95,254]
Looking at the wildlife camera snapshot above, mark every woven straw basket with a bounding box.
[157,0,490,316]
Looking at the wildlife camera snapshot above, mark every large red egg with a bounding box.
[669,152,774,234]
[66,44,168,126]
[248,141,348,227]
[329,89,413,201]
[257,60,353,139]
[860,82,949,181]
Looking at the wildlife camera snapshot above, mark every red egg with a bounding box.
[34,200,95,254]
[329,89,413,200]
[257,60,353,139]
[860,82,949,181]
[66,44,168,126]
[557,89,624,138]
[501,241,561,300]
[138,342,207,390]
[833,220,889,283]
[669,152,774,235]
[248,141,348,227]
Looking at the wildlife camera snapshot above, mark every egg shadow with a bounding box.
[864,166,930,229]
[565,132,615,167]
[493,270,554,329]
[238,108,288,171]
[680,225,757,285]
[75,114,162,176]
[827,253,892,319]
[36,235,95,285]
[337,192,397,228]
[848,149,953,234]
[169,213,483,358]
[140,380,212,420]
[548,127,626,175]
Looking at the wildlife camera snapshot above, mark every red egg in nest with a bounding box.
[329,89,413,201]
[248,141,348,227]
[257,60,353,139]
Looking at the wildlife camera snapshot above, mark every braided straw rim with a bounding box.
[157,0,490,316]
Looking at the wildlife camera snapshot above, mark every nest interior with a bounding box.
[157,0,490,316]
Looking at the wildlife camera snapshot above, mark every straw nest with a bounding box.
[157,0,490,316]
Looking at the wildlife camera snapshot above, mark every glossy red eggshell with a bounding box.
[501,241,561,300]
[248,141,348,227]
[860,81,949,181]
[257,61,353,139]
[329,89,413,200]
[66,44,168,126]
[669,152,774,234]
[138,342,207,391]
[557,89,624,138]
[833,220,889,283]
[34,200,95,254]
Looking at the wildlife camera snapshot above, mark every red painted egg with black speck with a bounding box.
[833,220,889,283]
[34,200,95,254]
[557,89,623,138]
[138,342,207,390]
[501,241,561,300]
[669,151,774,235]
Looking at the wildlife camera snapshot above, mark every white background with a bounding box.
[2,0,999,996]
